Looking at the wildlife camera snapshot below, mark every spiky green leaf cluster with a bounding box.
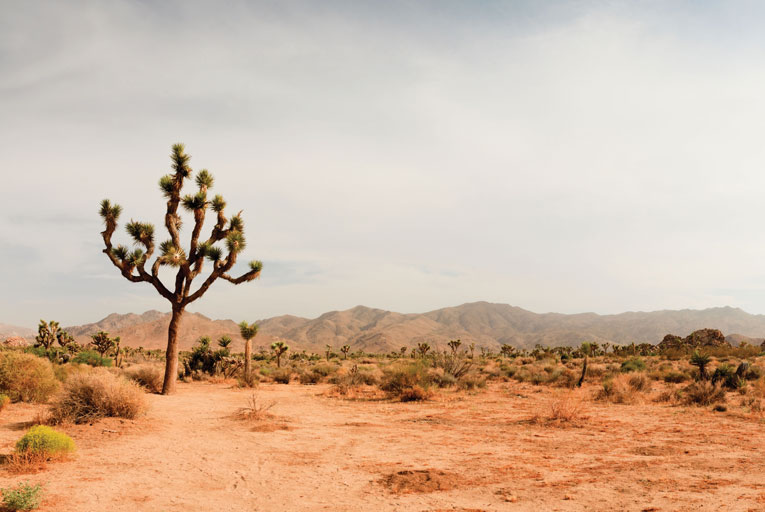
[226,232,246,253]
[249,260,263,272]
[126,221,155,246]
[124,248,145,267]
[199,243,223,262]
[238,321,259,341]
[159,174,175,198]
[159,240,187,267]
[171,143,191,178]
[229,215,243,232]
[195,169,214,190]
[99,199,122,222]
[111,245,128,260]
[181,191,207,211]
[211,194,226,212]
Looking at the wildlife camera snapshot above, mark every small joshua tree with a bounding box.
[113,336,123,368]
[447,339,462,354]
[690,350,711,381]
[577,342,592,388]
[271,341,289,368]
[99,144,263,394]
[399,346,407,358]
[217,335,233,356]
[91,331,116,357]
[417,342,431,358]
[238,322,258,385]
[500,344,514,358]
[35,320,60,350]
[325,344,332,362]
[57,330,77,353]
[340,344,351,360]
[468,342,476,359]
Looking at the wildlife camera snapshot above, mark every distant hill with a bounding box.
[0,323,34,339]
[51,302,765,353]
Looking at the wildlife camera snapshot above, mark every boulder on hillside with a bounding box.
[657,328,731,351]
[3,336,29,348]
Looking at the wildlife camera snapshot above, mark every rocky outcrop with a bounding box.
[657,328,731,351]
[2,336,29,348]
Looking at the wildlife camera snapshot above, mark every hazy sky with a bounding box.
[3,0,765,327]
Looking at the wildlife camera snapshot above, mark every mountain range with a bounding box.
[4,302,765,353]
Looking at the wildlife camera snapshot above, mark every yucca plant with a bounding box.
[417,342,431,358]
[447,339,462,354]
[690,350,711,381]
[238,322,258,385]
[34,320,59,350]
[340,344,351,360]
[99,144,262,394]
[271,341,289,368]
[90,331,116,358]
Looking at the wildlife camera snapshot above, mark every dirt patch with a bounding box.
[379,469,462,494]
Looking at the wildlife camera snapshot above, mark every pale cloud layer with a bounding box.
[2,1,765,327]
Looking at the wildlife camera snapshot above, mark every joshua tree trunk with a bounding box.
[162,306,185,394]
[577,354,588,388]
[244,339,252,384]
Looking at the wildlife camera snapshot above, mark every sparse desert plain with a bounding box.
[1,347,764,512]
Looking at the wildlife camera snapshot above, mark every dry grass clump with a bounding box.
[531,393,588,426]
[234,393,274,422]
[380,363,431,401]
[49,370,146,424]
[595,373,651,404]
[124,365,163,393]
[682,380,726,406]
[0,352,59,403]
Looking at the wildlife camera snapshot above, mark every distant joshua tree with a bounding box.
[35,320,60,350]
[99,144,263,394]
[271,340,289,368]
[399,346,407,358]
[325,344,332,361]
[91,331,117,358]
[341,345,351,360]
[417,342,431,358]
[238,322,258,385]
[447,339,462,354]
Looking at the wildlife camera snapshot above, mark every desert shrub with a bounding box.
[654,386,683,404]
[628,373,651,392]
[299,370,322,384]
[596,374,647,404]
[746,365,763,381]
[15,426,75,458]
[234,393,274,423]
[711,364,743,390]
[259,367,273,377]
[1,482,43,511]
[620,357,646,373]
[0,394,9,413]
[457,373,486,390]
[380,362,430,400]
[49,371,146,424]
[683,381,726,406]
[398,385,429,402]
[271,368,291,384]
[72,350,112,367]
[586,364,607,379]
[0,352,58,403]
[311,363,339,377]
[429,369,457,388]
[125,365,163,393]
[533,393,587,425]
[663,371,688,383]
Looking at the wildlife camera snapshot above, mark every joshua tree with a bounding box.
[238,322,258,385]
[340,344,351,360]
[690,350,711,381]
[91,331,117,357]
[500,344,514,358]
[417,342,431,358]
[99,144,263,394]
[325,344,332,361]
[447,339,462,354]
[57,330,76,352]
[271,340,289,368]
[468,342,476,359]
[399,346,407,358]
[218,334,231,351]
[577,342,592,388]
[35,320,60,350]
[113,336,123,368]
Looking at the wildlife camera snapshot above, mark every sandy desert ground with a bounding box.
[0,381,764,512]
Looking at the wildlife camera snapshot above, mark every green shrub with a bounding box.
[15,426,75,458]
[380,362,429,396]
[49,371,146,424]
[72,350,112,367]
[1,482,43,511]
[310,363,339,377]
[620,357,646,373]
[0,352,59,403]
[711,364,740,389]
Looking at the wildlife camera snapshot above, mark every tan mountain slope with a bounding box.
[0,323,34,338]
[55,302,765,354]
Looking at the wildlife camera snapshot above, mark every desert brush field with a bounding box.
[0,342,764,512]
